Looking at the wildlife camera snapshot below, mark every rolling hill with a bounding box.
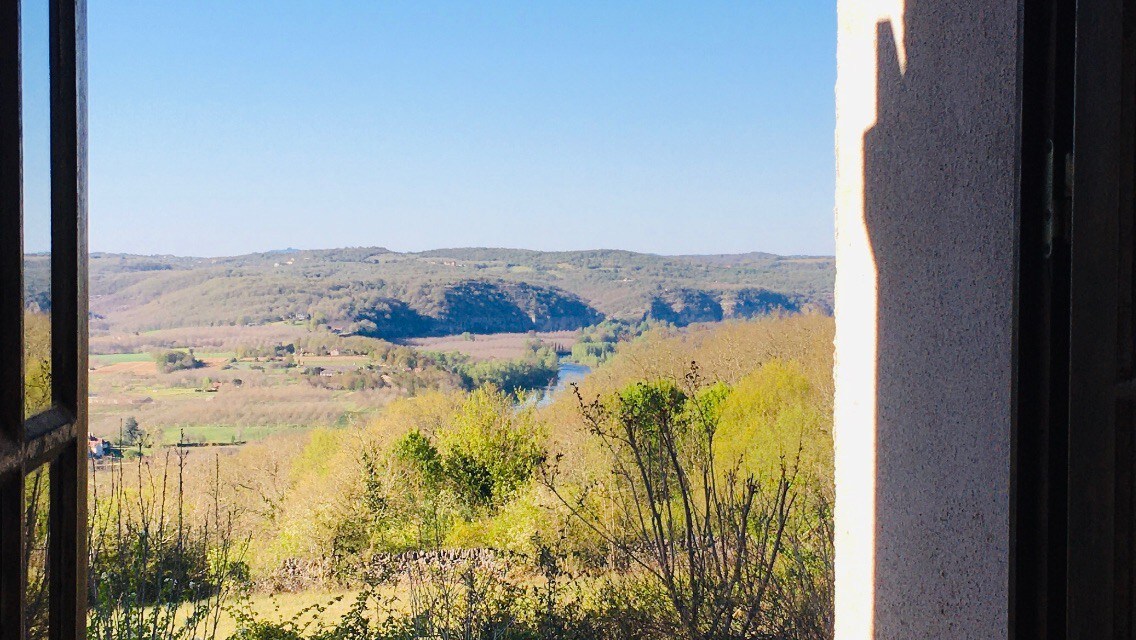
[67,247,835,339]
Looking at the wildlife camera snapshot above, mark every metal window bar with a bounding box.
[0,1,87,640]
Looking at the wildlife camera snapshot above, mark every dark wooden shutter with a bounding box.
[1015,0,1136,637]
[0,1,87,639]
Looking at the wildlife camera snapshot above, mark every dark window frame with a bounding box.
[0,1,88,639]
[1013,0,1136,637]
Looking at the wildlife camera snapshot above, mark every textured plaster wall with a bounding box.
[833,0,1018,637]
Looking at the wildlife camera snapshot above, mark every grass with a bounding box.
[156,424,289,446]
[88,350,397,443]
[198,351,238,360]
[148,387,202,397]
[300,356,372,367]
[403,330,579,360]
[91,351,234,365]
[89,324,320,354]
[167,589,362,640]
[92,352,152,364]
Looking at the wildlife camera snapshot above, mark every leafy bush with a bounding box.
[394,387,545,513]
[436,341,561,394]
[154,348,205,373]
[393,431,444,488]
[568,319,652,366]
[24,310,52,417]
[543,364,833,640]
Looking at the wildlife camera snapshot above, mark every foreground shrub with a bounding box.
[230,543,604,640]
[543,364,833,640]
[385,386,545,520]
[86,452,247,640]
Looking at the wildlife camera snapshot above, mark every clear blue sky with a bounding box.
[25,1,836,257]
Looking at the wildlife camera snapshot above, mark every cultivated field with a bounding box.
[88,349,398,445]
[87,325,574,447]
[89,323,315,354]
[401,330,578,360]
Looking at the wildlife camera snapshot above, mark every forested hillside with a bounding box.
[76,248,834,338]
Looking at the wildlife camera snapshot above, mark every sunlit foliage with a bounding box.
[25,310,51,416]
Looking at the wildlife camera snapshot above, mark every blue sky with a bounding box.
[25,1,836,256]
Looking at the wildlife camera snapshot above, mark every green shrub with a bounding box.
[446,342,561,394]
[392,387,545,514]
[153,348,205,373]
[543,364,833,640]
[393,430,444,488]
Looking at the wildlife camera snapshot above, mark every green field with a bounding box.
[88,337,396,446]
[300,356,371,367]
[91,352,152,364]
[156,424,291,446]
[197,351,237,360]
[92,351,235,365]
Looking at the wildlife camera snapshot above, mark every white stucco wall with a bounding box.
[834,1,1018,637]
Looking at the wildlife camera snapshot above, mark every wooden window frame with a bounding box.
[0,1,88,639]
[1014,0,1136,637]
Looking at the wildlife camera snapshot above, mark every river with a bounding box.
[535,360,592,407]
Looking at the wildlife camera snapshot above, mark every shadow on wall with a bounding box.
[863,2,1016,637]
